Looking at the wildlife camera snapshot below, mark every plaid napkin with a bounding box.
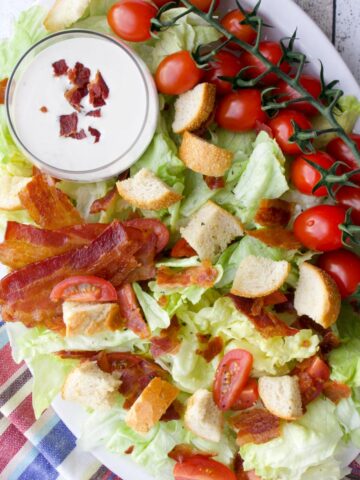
[1,317,360,480]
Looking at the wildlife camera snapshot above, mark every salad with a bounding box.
[1,1,360,479]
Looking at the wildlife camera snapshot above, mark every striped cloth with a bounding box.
[1,319,360,480]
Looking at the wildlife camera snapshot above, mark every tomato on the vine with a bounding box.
[216,89,267,132]
[318,249,360,298]
[290,151,337,196]
[204,51,243,95]
[241,41,291,86]
[269,110,313,155]
[336,186,360,225]
[293,205,347,251]
[274,75,322,116]
[107,0,157,42]
[155,50,203,95]
[326,134,360,185]
[174,456,237,480]
[220,10,257,49]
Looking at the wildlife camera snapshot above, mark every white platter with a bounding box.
[2,0,360,478]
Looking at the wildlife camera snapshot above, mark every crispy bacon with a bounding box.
[204,176,225,190]
[0,222,141,331]
[122,228,157,284]
[157,262,218,288]
[234,455,261,480]
[322,381,351,404]
[60,223,108,240]
[230,295,299,338]
[296,316,341,354]
[171,238,197,258]
[90,187,118,214]
[251,291,288,316]
[124,446,134,455]
[254,199,293,228]
[88,71,109,107]
[117,284,150,339]
[0,78,8,104]
[161,399,183,421]
[86,109,102,117]
[150,317,181,358]
[88,126,101,143]
[64,86,88,111]
[246,227,302,250]
[70,129,87,140]
[59,112,78,137]
[68,62,91,87]
[232,408,281,446]
[168,444,215,463]
[18,174,84,229]
[52,59,68,76]
[196,336,223,363]
[320,331,341,354]
[40,106,48,113]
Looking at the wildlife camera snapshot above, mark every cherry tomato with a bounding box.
[213,349,253,411]
[216,89,267,132]
[326,134,360,185]
[293,205,347,251]
[241,41,291,86]
[107,0,157,42]
[290,151,337,196]
[155,51,203,95]
[231,378,259,410]
[269,110,313,155]
[274,75,322,116]
[50,276,118,302]
[204,51,243,95]
[123,218,169,252]
[293,356,331,405]
[174,456,237,480]
[186,0,220,12]
[336,186,360,225]
[171,238,197,258]
[220,10,257,49]
[318,249,360,298]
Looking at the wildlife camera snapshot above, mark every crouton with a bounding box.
[0,176,31,211]
[126,377,179,434]
[44,0,91,32]
[231,255,290,298]
[184,389,223,442]
[172,83,216,134]
[116,168,182,211]
[61,361,120,410]
[180,201,243,262]
[62,301,121,337]
[179,132,233,177]
[258,375,303,420]
[294,262,341,328]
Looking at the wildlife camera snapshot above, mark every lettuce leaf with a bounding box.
[133,282,170,332]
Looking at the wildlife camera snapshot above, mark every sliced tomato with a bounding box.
[213,349,253,411]
[123,218,169,253]
[306,356,331,381]
[50,275,118,302]
[171,238,197,258]
[293,356,331,406]
[174,456,237,480]
[231,378,259,410]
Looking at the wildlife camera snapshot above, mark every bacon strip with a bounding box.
[254,199,293,228]
[90,187,118,214]
[150,317,181,358]
[0,78,8,104]
[246,227,302,250]
[117,284,150,339]
[232,408,281,446]
[322,381,351,404]
[196,336,223,363]
[157,262,218,288]
[18,174,84,229]
[250,291,288,316]
[230,295,299,338]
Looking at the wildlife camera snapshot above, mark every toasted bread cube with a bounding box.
[125,377,179,434]
[62,361,121,410]
[294,262,341,328]
[116,168,182,211]
[0,176,31,211]
[184,389,223,442]
[172,83,216,134]
[44,0,91,32]
[231,255,290,298]
[180,201,243,262]
[179,132,233,177]
[258,375,303,420]
[63,301,121,337]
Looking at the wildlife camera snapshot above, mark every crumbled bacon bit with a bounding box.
[150,317,181,358]
[52,59,69,76]
[86,109,102,117]
[157,262,218,288]
[232,408,281,446]
[40,106,48,113]
[64,86,88,111]
[246,226,303,250]
[197,333,211,344]
[254,199,293,228]
[124,446,134,455]
[88,126,101,143]
[161,400,183,421]
[196,336,223,363]
[88,70,109,107]
[158,295,168,307]
[90,186,118,214]
[170,238,197,258]
[59,112,78,137]
[70,129,87,140]
[68,62,91,87]
[322,380,351,404]
[0,78,8,104]
[234,454,261,480]
[320,331,341,354]
[204,176,225,190]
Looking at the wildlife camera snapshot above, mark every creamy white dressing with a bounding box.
[9,34,158,180]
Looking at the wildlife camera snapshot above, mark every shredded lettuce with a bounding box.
[133,282,170,332]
